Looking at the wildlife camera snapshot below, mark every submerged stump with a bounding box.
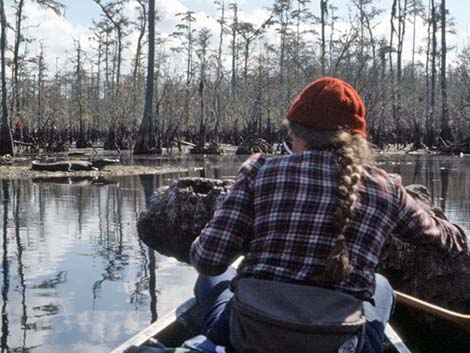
[236,137,273,155]
[137,178,235,263]
[189,142,224,155]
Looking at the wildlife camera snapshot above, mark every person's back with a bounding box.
[190,77,469,353]
[227,150,467,302]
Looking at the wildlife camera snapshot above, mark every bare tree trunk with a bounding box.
[230,3,238,92]
[115,27,122,93]
[134,0,157,154]
[440,0,451,141]
[36,43,46,129]
[377,47,387,148]
[213,0,225,142]
[11,0,25,121]
[410,0,421,147]
[424,1,432,145]
[396,0,409,143]
[215,0,225,83]
[320,0,328,76]
[197,29,210,147]
[75,41,88,148]
[430,0,437,145]
[389,0,398,140]
[105,30,111,94]
[275,0,291,103]
[0,0,14,156]
[95,32,103,132]
[198,80,205,147]
[94,1,125,95]
[132,0,147,127]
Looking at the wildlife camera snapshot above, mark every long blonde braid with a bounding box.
[288,122,372,283]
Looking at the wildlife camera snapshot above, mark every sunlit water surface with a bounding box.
[0,153,469,353]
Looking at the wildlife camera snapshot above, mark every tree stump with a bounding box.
[236,137,273,155]
[137,178,235,263]
[189,141,224,155]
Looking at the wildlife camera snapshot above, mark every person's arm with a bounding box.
[190,155,264,275]
[393,180,469,257]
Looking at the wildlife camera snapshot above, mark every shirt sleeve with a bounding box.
[393,179,469,258]
[190,154,265,275]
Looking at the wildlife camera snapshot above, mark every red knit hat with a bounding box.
[286,77,366,136]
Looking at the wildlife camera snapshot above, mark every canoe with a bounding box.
[110,297,412,353]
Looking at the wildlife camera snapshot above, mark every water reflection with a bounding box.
[377,155,470,225]
[14,182,27,352]
[0,171,200,353]
[0,154,468,353]
[139,174,159,323]
[2,180,10,353]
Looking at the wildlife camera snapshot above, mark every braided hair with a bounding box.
[288,122,372,283]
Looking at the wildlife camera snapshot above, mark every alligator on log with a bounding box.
[137,177,470,331]
[31,158,119,172]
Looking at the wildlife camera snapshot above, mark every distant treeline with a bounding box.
[1,0,470,155]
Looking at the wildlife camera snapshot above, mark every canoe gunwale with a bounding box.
[110,297,411,353]
[110,298,196,353]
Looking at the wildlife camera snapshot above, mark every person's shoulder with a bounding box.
[362,164,403,190]
[239,153,269,179]
[239,153,297,178]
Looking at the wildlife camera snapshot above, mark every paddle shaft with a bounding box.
[394,290,470,332]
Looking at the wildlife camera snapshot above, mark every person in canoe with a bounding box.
[190,77,469,353]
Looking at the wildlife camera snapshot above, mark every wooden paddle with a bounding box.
[395,290,470,332]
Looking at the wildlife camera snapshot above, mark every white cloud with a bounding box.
[20,2,93,72]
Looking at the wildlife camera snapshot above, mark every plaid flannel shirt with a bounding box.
[190,152,469,300]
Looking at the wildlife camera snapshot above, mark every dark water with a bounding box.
[0,154,469,353]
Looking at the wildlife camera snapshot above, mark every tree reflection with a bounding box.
[92,258,125,305]
[92,185,129,306]
[1,180,10,353]
[439,161,452,212]
[32,303,60,318]
[148,248,157,323]
[139,174,158,323]
[13,182,28,350]
[412,155,423,184]
[33,271,67,289]
[425,157,435,203]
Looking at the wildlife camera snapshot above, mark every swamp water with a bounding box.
[0,154,469,353]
